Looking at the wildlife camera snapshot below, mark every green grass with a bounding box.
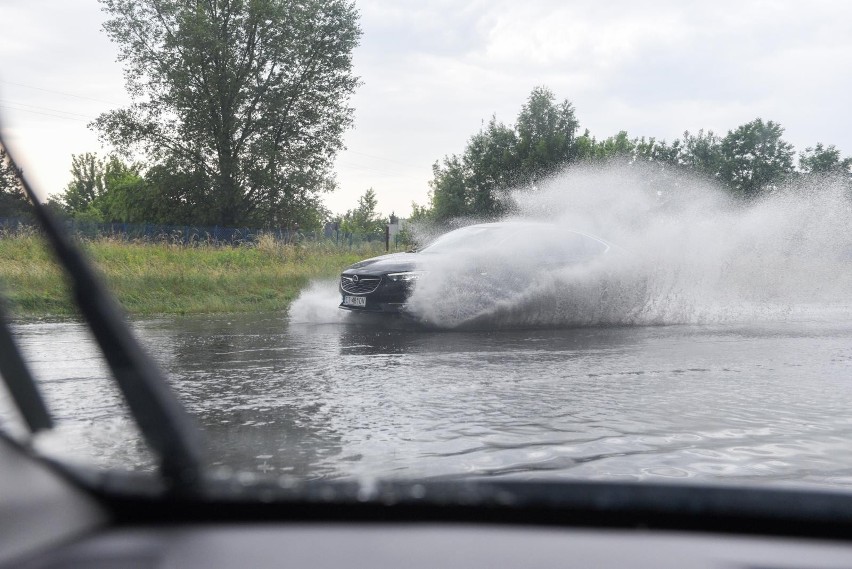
[0,234,380,318]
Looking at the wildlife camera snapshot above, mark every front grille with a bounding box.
[341,275,381,294]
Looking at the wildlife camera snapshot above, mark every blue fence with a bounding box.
[0,217,387,248]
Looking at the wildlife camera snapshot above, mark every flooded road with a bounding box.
[5,308,852,488]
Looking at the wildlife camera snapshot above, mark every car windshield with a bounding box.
[419,225,518,253]
[1,1,852,511]
[419,225,610,272]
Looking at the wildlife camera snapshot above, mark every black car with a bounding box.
[338,221,615,315]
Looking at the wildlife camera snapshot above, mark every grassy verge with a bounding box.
[0,234,379,318]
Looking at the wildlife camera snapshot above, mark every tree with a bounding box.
[597,131,633,160]
[428,86,579,222]
[96,157,147,222]
[58,153,107,218]
[674,130,723,180]
[100,159,187,224]
[0,147,31,219]
[93,0,361,227]
[0,149,19,193]
[56,153,155,223]
[429,155,470,221]
[574,130,639,163]
[798,143,852,177]
[515,86,578,180]
[633,137,678,164]
[462,117,519,217]
[718,119,795,198]
[407,200,432,223]
[339,188,385,236]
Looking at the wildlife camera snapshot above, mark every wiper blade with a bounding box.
[0,132,202,492]
[0,302,52,433]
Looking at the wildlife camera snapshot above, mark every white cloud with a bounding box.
[476,3,686,72]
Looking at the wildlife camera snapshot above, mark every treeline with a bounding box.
[0,145,391,242]
[43,153,331,231]
[416,87,852,223]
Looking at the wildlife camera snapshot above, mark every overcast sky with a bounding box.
[1,0,851,219]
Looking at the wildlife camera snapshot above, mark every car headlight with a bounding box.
[387,271,423,282]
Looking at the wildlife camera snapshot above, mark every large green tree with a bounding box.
[429,155,469,222]
[461,117,519,216]
[93,0,361,227]
[718,119,795,198]
[515,86,578,180]
[428,87,579,222]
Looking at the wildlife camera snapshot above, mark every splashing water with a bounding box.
[288,280,349,324]
[403,164,852,329]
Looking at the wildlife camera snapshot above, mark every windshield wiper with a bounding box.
[0,132,202,492]
[0,301,52,433]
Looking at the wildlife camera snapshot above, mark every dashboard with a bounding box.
[4,432,852,568]
[12,522,852,569]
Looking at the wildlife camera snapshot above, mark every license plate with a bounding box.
[343,295,366,307]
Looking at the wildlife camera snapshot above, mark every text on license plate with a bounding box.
[343,295,366,307]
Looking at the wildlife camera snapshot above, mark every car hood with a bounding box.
[342,252,420,275]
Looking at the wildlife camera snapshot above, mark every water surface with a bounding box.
[5,309,852,489]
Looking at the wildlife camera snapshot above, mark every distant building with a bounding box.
[387,213,407,244]
[323,220,340,238]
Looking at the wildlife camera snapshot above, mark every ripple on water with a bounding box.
[6,313,852,488]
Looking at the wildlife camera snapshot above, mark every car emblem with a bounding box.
[351,274,359,283]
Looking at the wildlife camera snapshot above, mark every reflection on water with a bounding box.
[5,311,852,487]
